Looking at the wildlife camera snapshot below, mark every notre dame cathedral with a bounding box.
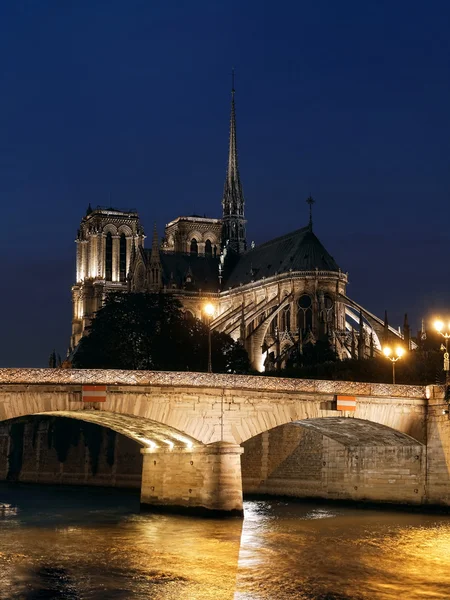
[71,85,406,371]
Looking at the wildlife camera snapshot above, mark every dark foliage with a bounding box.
[276,343,446,386]
[73,292,250,373]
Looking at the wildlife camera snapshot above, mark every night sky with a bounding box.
[1,1,449,367]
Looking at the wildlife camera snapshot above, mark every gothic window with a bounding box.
[205,239,212,257]
[298,295,313,332]
[323,295,333,322]
[190,238,198,255]
[184,310,194,321]
[281,305,291,331]
[269,314,277,336]
[119,234,126,282]
[105,232,112,281]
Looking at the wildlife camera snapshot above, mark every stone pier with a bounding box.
[140,442,244,516]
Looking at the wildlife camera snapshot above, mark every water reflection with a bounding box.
[1,484,450,599]
[236,501,450,600]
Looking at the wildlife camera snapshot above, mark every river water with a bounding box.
[1,484,450,600]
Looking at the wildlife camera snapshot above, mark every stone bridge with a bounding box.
[0,369,449,515]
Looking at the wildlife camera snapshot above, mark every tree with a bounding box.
[276,344,446,386]
[72,292,250,373]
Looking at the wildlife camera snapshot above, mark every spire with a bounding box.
[306,196,315,231]
[383,310,389,344]
[222,69,246,254]
[403,313,410,350]
[421,318,427,341]
[150,222,159,261]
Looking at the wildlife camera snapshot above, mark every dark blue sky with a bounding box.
[1,0,449,367]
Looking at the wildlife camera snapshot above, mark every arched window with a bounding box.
[119,234,127,282]
[270,314,277,335]
[205,239,212,257]
[298,295,313,332]
[281,306,291,331]
[105,232,112,281]
[190,238,198,255]
[323,295,333,322]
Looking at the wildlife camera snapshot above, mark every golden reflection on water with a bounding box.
[235,501,450,600]
[2,487,450,600]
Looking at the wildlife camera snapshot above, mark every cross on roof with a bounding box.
[306,196,315,230]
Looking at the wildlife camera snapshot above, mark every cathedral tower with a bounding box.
[71,206,144,350]
[221,73,247,254]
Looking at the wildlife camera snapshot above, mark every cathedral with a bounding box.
[71,85,405,371]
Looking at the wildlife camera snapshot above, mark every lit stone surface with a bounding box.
[2,369,450,512]
[0,368,426,398]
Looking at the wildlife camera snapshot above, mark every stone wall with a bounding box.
[242,422,426,505]
[141,442,244,515]
[425,386,450,505]
[0,418,142,489]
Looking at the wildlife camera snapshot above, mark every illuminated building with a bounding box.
[71,85,405,371]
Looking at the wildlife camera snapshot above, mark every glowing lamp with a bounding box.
[383,346,392,357]
[395,347,405,358]
[204,303,215,317]
[434,320,444,333]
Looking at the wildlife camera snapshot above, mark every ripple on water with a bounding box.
[2,486,450,600]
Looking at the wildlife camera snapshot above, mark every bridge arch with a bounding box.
[0,403,201,450]
[232,400,425,446]
[241,417,426,505]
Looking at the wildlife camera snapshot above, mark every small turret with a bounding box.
[148,223,162,291]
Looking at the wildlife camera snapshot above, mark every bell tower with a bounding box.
[71,205,144,350]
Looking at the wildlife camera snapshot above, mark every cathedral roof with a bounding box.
[144,249,220,292]
[224,226,341,288]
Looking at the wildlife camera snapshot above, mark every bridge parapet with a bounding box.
[0,368,426,399]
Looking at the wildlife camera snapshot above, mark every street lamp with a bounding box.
[433,319,450,385]
[383,346,405,384]
[203,303,215,373]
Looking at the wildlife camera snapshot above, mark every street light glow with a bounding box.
[434,320,444,333]
[204,303,215,317]
[383,344,405,384]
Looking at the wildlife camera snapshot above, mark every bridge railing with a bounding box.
[0,368,426,399]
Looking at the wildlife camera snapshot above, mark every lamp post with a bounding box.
[433,320,450,385]
[203,303,215,373]
[382,346,405,384]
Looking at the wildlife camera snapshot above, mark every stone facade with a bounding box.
[71,207,144,348]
